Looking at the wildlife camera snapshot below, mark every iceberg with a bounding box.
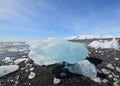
[28,38,88,65]
[67,60,97,79]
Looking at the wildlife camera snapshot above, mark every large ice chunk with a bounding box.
[28,38,88,65]
[89,38,120,50]
[0,65,19,77]
[67,60,97,79]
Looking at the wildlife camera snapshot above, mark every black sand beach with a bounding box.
[0,39,120,86]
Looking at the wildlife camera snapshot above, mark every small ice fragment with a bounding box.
[53,78,60,84]
[116,67,120,72]
[92,77,101,83]
[29,67,34,71]
[114,58,119,60]
[106,63,114,70]
[108,74,113,79]
[102,79,108,83]
[28,72,35,79]
[101,69,110,74]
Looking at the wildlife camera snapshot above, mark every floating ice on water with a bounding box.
[89,38,120,50]
[67,60,97,79]
[28,38,88,65]
[0,65,19,77]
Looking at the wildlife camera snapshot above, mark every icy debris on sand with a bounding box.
[67,60,97,79]
[106,63,114,70]
[101,69,110,74]
[53,78,61,84]
[0,65,19,77]
[14,58,28,64]
[28,38,88,65]
[92,77,101,83]
[88,38,120,50]
[28,72,35,79]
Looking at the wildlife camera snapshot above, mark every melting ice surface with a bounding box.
[28,38,88,65]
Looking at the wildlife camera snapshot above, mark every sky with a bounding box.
[0,0,120,41]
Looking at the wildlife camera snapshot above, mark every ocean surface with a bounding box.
[0,42,29,61]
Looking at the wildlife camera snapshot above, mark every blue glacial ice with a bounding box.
[28,38,88,65]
